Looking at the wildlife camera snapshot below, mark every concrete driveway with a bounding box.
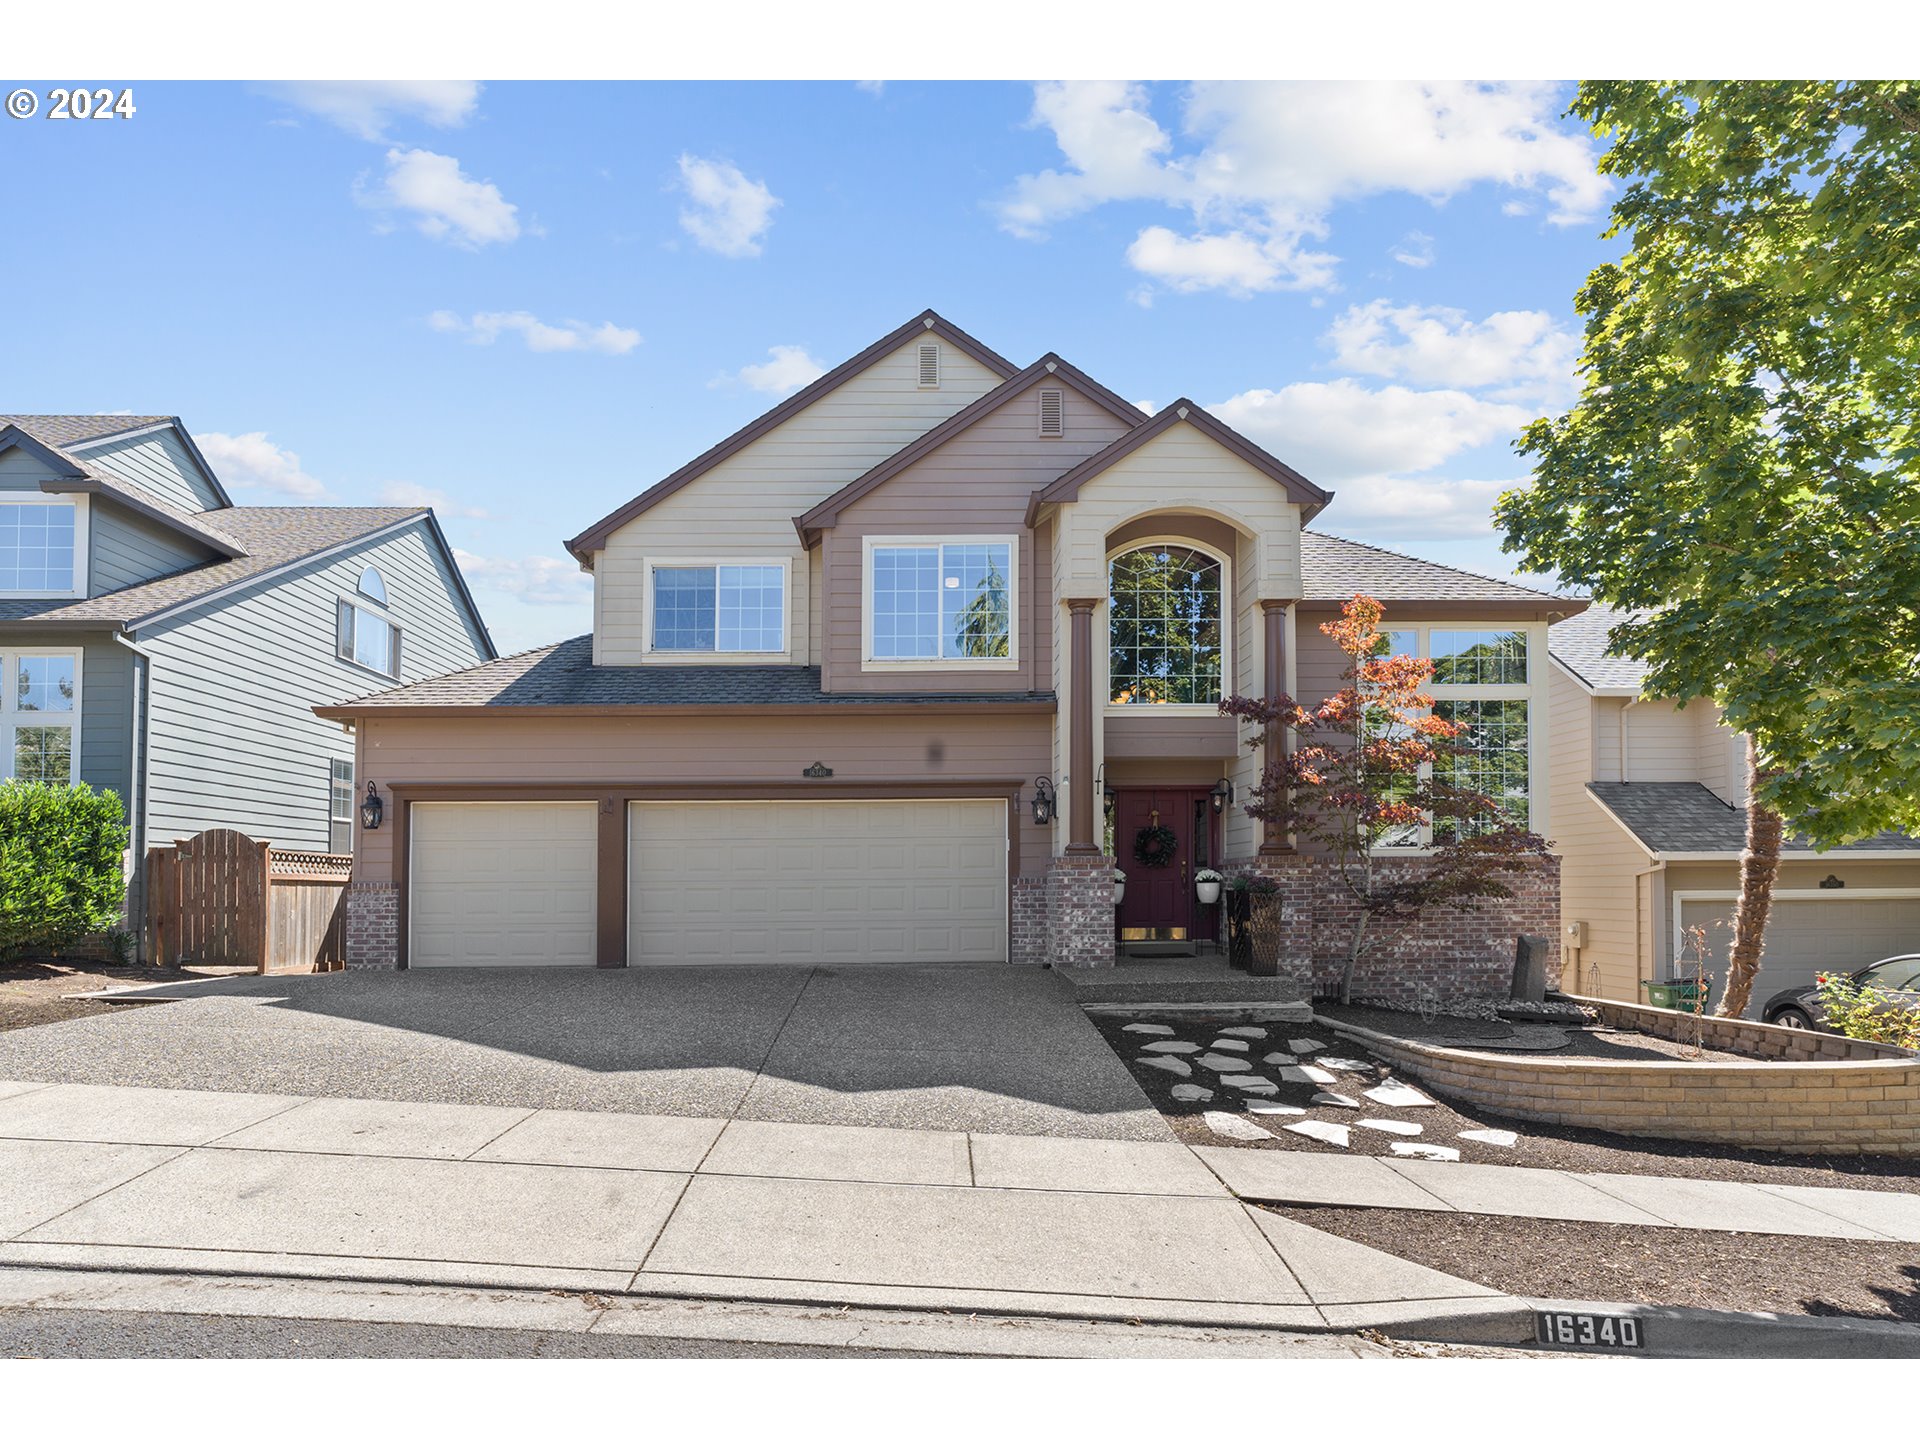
[0,965,1171,1140]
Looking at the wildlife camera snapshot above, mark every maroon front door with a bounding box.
[1115,788,1216,942]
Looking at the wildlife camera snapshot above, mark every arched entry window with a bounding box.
[1108,543,1224,705]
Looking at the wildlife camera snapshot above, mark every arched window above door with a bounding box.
[1108,543,1224,705]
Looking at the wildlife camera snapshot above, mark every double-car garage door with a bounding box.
[409,799,1008,967]
[1678,896,1920,1018]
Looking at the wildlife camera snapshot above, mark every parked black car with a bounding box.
[1761,954,1920,1031]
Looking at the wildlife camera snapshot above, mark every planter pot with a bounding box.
[1226,892,1252,970]
[1194,880,1222,906]
[1246,895,1285,978]
[1112,875,1127,906]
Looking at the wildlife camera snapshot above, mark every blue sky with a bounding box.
[0,80,1623,652]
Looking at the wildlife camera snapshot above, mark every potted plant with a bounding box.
[1193,868,1224,905]
[1112,868,1127,906]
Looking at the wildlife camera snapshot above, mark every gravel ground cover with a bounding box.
[1088,1009,1920,1191]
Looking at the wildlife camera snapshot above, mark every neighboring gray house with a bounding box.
[0,415,494,948]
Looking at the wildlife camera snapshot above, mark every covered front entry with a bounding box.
[409,801,599,967]
[1677,894,1920,1017]
[628,799,1009,965]
[1114,787,1221,947]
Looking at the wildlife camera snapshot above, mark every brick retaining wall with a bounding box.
[1320,1012,1920,1157]
[1570,993,1913,1063]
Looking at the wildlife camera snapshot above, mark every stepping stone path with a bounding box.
[1357,1118,1423,1136]
[1141,1040,1201,1054]
[1203,1111,1275,1142]
[1364,1081,1436,1108]
[1170,1084,1214,1102]
[1316,1056,1374,1073]
[1246,1100,1306,1116]
[1221,1074,1278,1094]
[1287,1038,1326,1055]
[1459,1128,1518,1148]
[1210,1038,1251,1052]
[1197,1053,1253,1073]
[1278,1065,1336,1085]
[1139,1056,1193,1077]
[1124,1023,1175,1036]
[1218,1026,1267,1039]
[1390,1142,1460,1162]
[1311,1092,1360,1109]
[1283,1120,1351,1148]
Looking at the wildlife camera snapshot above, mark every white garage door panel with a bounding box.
[1678,896,1920,1017]
[630,800,1007,965]
[411,802,598,967]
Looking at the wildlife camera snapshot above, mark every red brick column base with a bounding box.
[1011,873,1049,965]
[1046,854,1116,968]
[344,882,400,969]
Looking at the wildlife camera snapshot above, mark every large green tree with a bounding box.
[1496,82,1920,1015]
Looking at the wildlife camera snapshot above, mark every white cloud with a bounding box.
[855,81,886,96]
[999,80,1608,296]
[369,148,521,248]
[1323,300,1579,405]
[428,310,641,355]
[1389,230,1435,268]
[377,480,491,520]
[195,431,328,500]
[453,549,592,606]
[714,344,828,396]
[264,81,481,141]
[675,155,780,258]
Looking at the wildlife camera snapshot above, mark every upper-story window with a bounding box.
[865,539,1015,664]
[336,569,401,680]
[650,563,787,653]
[0,650,79,784]
[357,566,388,605]
[1108,544,1224,706]
[0,499,81,597]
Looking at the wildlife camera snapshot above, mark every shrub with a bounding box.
[1815,972,1920,1052]
[0,782,130,960]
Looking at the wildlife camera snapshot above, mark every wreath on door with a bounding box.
[1132,823,1179,868]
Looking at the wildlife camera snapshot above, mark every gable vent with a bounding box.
[917,342,941,389]
[1038,387,1065,438]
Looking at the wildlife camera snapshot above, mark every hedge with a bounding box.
[0,781,130,960]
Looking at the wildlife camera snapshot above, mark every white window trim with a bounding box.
[0,647,82,784]
[1103,535,1233,715]
[641,556,794,659]
[0,495,89,600]
[338,595,403,681]
[861,534,1021,673]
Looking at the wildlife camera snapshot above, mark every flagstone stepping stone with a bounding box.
[1317,1056,1374,1073]
[1221,1074,1279,1094]
[1170,1084,1214,1102]
[1283,1119,1351,1148]
[1210,1038,1251,1052]
[1204,1111,1275,1142]
[1197,1053,1253,1072]
[1219,1026,1268,1039]
[1287,1038,1327,1054]
[1141,1040,1201,1053]
[1278,1065,1336,1085]
[1364,1081,1436,1108]
[1311,1092,1361,1109]
[1459,1128,1518,1148]
[1139,1055,1193,1077]
[1357,1118,1423,1136]
[1124,1023,1175,1036]
[1390,1142,1460,1162]
[1245,1100,1307,1116]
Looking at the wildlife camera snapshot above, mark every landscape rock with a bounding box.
[1203,1111,1275,1142]
[1357,1118,1423,1136]
[1123,1023,1175,1036]
[1197,1053,1253,1073]
[1218,1026,1267,1039]
[1138,1055,1193,1077]
[1210,1038,1251,1052]
[1459,1128,1518,1147]
[1141,1040,1201,1054]
[1316,1056,1373,1073]
[1283,1120,1351,1148]
[1220,1074,1278,1094]
[1364,1081,1436,1108]
[1287,1038,1327,1054]
[1245,1100,1306,1116]
[1389,1142,1460,1162]
[1170,1084,1214,1102]
[1310,1092,1361,1109]
[1278,1065,1336,1085]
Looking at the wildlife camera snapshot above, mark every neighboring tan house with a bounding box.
[0,414,495,950]
[320,311,1575,998]
[1548,604,1920,1014]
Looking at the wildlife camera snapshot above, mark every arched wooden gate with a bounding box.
[145,829,348,972]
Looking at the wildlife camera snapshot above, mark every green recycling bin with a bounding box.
[1641,977,1713,1012]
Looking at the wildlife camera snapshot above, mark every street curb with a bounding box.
[1518,1296,1920,1358]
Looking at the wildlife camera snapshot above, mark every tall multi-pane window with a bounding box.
[0,651,78,783]
[1108,545,1223,705]
[868,541,1013,662]
[650,564,786,653]
[0,502,78,595]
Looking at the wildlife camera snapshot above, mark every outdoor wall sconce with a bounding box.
[1103,785,1116,820]
[360,782,384,831]
[1209,778,1236,814]
[1030,777,1057,826]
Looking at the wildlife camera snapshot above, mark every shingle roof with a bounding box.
[0,507,425,629]
[0,414,172,447]
[323,635,1056,712]
[1588,782,1920,856]
[1299,532,1573,605]
[1550,604,1649,693]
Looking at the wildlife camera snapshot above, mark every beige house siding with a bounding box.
[592,336,1005,666]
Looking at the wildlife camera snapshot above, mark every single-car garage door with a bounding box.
[410,802,598,967]
[1677,896,1920,1017]
[629,799,1007,965]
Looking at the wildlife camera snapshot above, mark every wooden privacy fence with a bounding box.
[146,828,351,973]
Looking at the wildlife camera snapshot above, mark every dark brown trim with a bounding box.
[596,794,626,968]
[315,698,1057,720]
[792,354,1148,542]
[1259,599,1293,856]
[1066,598,1099,855]
[566,311,1018,560]
[1293,598,1588,618]
[1024,399,1332,528]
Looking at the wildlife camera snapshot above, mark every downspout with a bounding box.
[1631,855,1666,996]
[112,632,153,961]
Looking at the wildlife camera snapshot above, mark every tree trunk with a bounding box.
[1718,738,1783,1019]
[1338,908,1370,1006]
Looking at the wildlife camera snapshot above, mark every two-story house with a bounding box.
[1549,604,1920,1014]
[321,312,1574,999]
[0,414,495,950]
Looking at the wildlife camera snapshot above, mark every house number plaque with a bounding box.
[802,762,833,778]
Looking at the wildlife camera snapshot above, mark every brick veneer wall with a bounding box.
[344,883,399,969]
[1046,854,1116,968]
[1011,873,1048,966]
[1570,994,1914,1063]
[1232,854,1560,1011]
[1320,1013,1920,1156]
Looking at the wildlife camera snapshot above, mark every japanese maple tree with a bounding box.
[1221,595,1551,1005]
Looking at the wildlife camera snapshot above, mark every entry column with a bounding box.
[1259,599,1293,855]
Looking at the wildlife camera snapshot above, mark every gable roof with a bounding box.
[565,310,1018,561]
[1299,532,1579,609]
[1550,603,1650,695]
[1024,399,1333,527]
[0,422,246,558]
[1588,781,1920,858]
[793,354,1147,543]
[1,414,235,510]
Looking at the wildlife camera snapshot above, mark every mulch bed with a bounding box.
[0,959,244,1034]
[1087,1009,1920,1192]
[1320,1003,1767,1064]
[1282,1206,1920,1325]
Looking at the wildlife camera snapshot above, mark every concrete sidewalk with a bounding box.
[0,1079,1515,1337]
[1194,1147,1920,1241]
